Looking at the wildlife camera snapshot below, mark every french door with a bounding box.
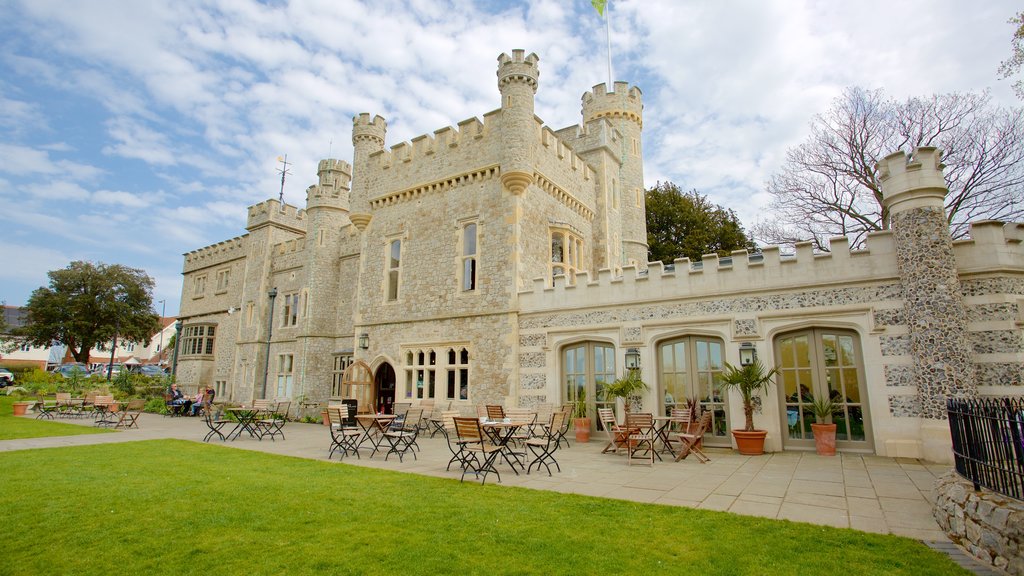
[562,342,615,429]
[657,337,729,446]
[775,329,871,451]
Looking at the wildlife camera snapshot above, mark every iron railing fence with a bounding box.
[947,396,1024,501]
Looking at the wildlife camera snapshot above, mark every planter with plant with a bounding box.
[604,370,650,415]
[719,360,778,455]
[572,388,591,443]
[809,395,840,456]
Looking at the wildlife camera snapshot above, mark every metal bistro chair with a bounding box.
[525,411,567,476]
[257,401,290,441]
[114,399,146,429]
[439,410,465,471]
[203,405,231,442]
[485,405,505,421]
[35,395,58,420]
[327,405,363,460]
[383,407,423,462]
[453,417,504,485]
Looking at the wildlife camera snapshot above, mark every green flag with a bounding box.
[591,0,606,17]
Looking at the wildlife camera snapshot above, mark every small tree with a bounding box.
[718,361,778,432]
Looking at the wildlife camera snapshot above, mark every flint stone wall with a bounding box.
[934,471,1024,574]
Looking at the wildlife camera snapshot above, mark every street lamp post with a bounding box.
[261,288,278,400]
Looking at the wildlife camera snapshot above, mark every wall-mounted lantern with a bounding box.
[739,342,757,366]
[624,348,641,370]
[358,333,370,350]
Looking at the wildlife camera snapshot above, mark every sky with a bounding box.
[1,0,1020,316]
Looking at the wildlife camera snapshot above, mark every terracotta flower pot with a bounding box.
[811,423,837,456]
[731,429,768,455]
[574,417,591,443]
[12,401,31,416]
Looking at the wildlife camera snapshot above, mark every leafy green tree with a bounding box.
[645,182,757,263]
[19,261,161,364]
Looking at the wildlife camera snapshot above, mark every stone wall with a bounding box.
[934,471,1024,574]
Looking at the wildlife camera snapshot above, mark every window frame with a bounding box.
[386,237,403,302]
[180,324,216,357]
[460,220,478,293]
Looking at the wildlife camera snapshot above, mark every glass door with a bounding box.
[563,342,616,430]
[775,329,871,451]
[658,337,728,446]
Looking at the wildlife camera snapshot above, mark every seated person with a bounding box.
[190,385,215,416]
[168,383,188,411]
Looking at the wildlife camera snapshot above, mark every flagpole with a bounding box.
[604,1,613,86]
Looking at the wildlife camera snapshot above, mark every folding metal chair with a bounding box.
[525,411,567,476]
[203,406,231,442]
[383,407,423,462]
[454,417,504,485]
[328,405,363,460]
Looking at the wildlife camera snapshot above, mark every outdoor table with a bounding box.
[93,401,121,427]
[481,419,531,473]
[225,407,263,441]
[653,416,688,457]
[355,414,396,458]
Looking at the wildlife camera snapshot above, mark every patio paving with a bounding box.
[0,411,952,540]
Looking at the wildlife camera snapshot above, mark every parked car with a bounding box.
[92,363,127,377]
[136,365,167,376]
[54,363,89,378]
[0,368,13,387]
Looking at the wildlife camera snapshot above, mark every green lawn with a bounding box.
[0,439,967,576]
[0,395,112,440]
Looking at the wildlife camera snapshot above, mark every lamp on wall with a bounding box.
[739,342,757,366]
[358,333,369,350]
[624,348,641,370]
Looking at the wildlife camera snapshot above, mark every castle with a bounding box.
[175,50,1024,462]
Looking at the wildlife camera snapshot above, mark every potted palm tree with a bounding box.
[572,388,591,443]
[809,394,840,456]
[604,370,649,414]
[719,360,778,455]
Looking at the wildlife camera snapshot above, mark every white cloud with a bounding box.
[1,0,1020,312]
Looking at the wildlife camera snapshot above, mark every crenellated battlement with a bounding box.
[352,113,387,148]
[272,237,306,256]
[306,158,352,209]
[519,219,1024,312]
[246,199,306,232]
[183,235,248,272]
[878,147,948,216]
[519,232,901,311]
[582,81,643,128]
[497,49,539,92]
[366,114,491,170]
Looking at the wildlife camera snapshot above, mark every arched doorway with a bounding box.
[774,328,872,452]
[375,363,397,414]
[561,341,616,431]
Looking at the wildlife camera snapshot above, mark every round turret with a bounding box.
[497,49,540,95]
[305,158,351,211]
[352,113,387,151]
[582,82,643,128]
